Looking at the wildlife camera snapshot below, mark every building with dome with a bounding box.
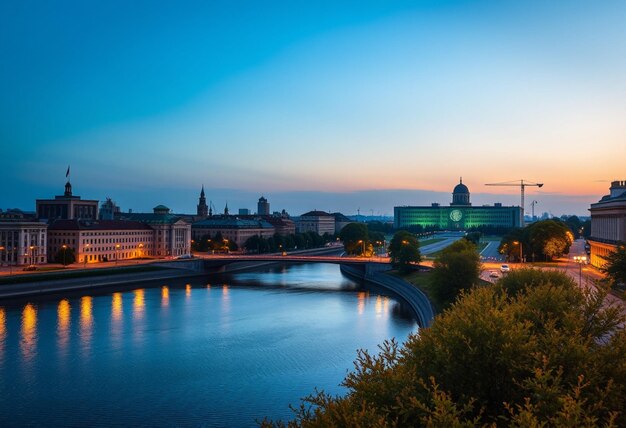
[394,178,522,231]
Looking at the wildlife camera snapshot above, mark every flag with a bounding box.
[66,166,70,178]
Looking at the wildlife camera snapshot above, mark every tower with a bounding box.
[257,196,270,216]
[451,177,471,206]
[64,181,73,197]
[197,185,208,217]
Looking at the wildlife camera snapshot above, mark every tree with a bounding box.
[54,246,76,266]
[464,231,481,245]
[339,223,369,256]
[528,219,573,261]
[262,270,626,427]
[430,239,480,308]
[601,242,626,288]
[387,231,421,272]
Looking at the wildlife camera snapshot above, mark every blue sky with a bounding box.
[2,1,625,216]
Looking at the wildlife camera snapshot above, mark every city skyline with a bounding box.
[2,1,625,216]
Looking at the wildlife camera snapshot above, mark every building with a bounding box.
[197,186,209,217]
[0,220,48,266]
[588,180,626,268]
[257,196,270,216]
[394,179,522,231]
[36,180,99,222]
[47,219,154,264]
[332,212,352,233]
[121,205,191,257]
[297,211,336,236]
[192,218,275,248]
[238,208,251,215]
[99,198,121,220]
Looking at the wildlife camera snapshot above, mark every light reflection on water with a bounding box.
[0,263,417,427]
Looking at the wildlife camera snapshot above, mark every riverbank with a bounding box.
[0,246,346,300]
[340,264,435,328]
[0,265,204,300]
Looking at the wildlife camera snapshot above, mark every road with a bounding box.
[420,231,465,255]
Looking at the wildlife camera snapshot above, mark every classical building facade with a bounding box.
[394,179,522,231]
[192,218,275,248]
[296,211,336,235]
[588,180,626,268]
[48,219,154,264]
[36,181,99,222]
[121,205,191,258]
[0,220,48,266]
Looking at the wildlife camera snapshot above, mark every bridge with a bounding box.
[156,253,434,327]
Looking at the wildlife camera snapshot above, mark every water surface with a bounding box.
[0,263,417,427]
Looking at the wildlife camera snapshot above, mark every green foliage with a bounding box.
[388,231,421,272]
[339,223,369,256]
[463,231,481,245]
[528,219,573,260]
[53,246,76,265]
[499,220,574,262]
[243,232,333,254]
[430,239,480,308]
[498,267,574,297]
[264,270,626,427]
[601,242,626,288]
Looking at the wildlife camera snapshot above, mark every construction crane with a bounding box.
[485,180,543,227]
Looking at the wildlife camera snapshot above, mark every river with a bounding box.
[0,263,418,427]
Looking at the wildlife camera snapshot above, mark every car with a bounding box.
[489,270,500,279]
[176,254,194,259]
[500,264,510,273]
[23,265,37,271]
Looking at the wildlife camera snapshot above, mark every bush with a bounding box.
[262,270,626,427]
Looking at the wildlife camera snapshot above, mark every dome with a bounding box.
[453,178,469,194]
[451,178,471,206]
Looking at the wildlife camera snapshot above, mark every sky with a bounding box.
[1,0,625,217]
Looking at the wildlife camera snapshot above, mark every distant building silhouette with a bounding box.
[197,185,208,217]
[257,196,270,216]
[99,198,121,220]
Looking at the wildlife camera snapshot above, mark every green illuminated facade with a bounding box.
[394,179,521,230]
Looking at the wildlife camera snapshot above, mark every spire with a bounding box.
[224,202,229,216]
[200,185,205,197]
[460,176,463,184]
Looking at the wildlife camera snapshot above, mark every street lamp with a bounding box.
[357,240,366,256]
[115,244,121,265]
[84,243,90,268]
[138,243,144,263]
[29,245,35,266]
[573,255,587,287]
[62,244,67,268]
[513,241,523,263]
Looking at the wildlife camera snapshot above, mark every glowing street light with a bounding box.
[62,244,68,268]
[573,255,587,287]
[512,241,523,263]
[115,244,121,265]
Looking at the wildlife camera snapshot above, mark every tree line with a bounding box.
[499,219,574,262]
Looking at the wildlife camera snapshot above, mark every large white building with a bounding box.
[48,219,155,264]
[589,180,626,268]
[296,211,336,236]
[0,220,48,266]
